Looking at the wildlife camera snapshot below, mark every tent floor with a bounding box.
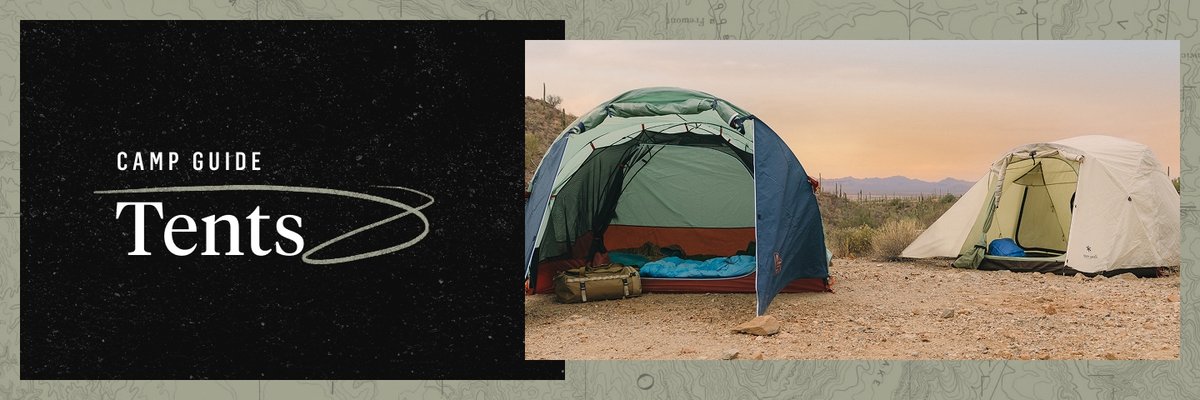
[978,256,1163,277]
[527,258,831,295]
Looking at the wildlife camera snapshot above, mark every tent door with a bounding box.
[1005,159,1078,255]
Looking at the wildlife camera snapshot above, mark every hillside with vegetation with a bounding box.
[525,96,576,186]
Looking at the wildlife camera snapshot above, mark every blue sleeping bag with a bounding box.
[638,255,757,278]
[988,238,1025,257]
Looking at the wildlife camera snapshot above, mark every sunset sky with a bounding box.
[525,41,1179,182]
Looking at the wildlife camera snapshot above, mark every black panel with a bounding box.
[21,20,565,380]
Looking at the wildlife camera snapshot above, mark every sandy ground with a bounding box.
[525,259,1180,360]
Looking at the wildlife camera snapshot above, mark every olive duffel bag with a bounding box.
[553,264,642,303]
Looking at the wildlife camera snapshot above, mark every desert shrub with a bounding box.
[546,94,563,107]
[817,194,963,258]
[826,225,875,258]
[871,218,922,261]
[843,206,879,228]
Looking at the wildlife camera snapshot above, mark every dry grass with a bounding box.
[819,194,956,260]
[826,225,875,258]
[871,219,922,260]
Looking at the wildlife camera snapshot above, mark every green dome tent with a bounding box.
[524,87,831,315]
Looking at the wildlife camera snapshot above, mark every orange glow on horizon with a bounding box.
[527,41,1180,182]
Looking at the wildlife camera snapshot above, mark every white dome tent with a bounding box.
[902,135,1179,276]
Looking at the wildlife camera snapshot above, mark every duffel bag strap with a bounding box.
[622,277,629,297]
[579,281,587,302]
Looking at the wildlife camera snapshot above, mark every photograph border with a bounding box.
[0,1,1194,399]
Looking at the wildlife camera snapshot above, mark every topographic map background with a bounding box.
[0,0,1196,399]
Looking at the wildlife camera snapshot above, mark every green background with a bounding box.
[0,1,1194,399]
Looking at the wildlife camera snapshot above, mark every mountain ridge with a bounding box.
[821,175,974,195]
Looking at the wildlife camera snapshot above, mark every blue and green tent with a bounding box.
[524,87,830,315]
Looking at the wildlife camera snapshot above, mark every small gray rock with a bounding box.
[1113,273,1139,281]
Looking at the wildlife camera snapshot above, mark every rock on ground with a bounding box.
[732,315,781,336]
[1114,273,1140,281]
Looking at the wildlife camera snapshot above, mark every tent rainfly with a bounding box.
[902,135,1180,276]
[524,87,830,315]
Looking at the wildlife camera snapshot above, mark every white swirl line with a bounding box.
[94,185,434,264]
